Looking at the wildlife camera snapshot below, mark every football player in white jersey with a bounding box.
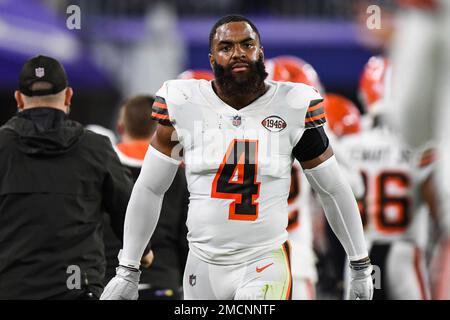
[338,56,439,299]
[390,0,450,150]
[101,15,372,300]
[389,2,450,299]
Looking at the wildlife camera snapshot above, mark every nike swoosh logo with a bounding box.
[256,262,274,273]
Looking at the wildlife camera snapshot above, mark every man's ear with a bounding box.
[209,53,215,70]
[117,122,125,136]
[14,90,24,111]
[117,106,125,136]
[259,46,265,61]
[64,87,73,109]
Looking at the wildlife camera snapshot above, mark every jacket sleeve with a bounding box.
[101,139,134,241]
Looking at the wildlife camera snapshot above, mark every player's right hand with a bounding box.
[100,266,141,300]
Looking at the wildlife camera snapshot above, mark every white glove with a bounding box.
[347,258,374,300]
[100,266,141,300]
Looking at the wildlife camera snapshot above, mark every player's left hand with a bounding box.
[100,266,141,300]
[348,257,374,300]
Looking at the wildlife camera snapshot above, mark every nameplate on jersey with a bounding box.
[261,116,287,132]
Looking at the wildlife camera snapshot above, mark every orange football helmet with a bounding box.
[359,56,390,112]
[396,0,438,10]
[324,93,362,137]
[178,69,214,81]
[268,55,324,93]
[265,58,291,82]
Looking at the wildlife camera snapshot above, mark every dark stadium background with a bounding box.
[0,0,394,130]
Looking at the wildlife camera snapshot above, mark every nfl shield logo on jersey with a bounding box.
[35,67,45,78]
[231,115,241,127]
[189,274,196,286]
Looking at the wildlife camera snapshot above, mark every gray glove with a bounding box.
[347,257,374,300]
[100,266,141,300]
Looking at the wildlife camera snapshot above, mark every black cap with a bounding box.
[18,55,69,96]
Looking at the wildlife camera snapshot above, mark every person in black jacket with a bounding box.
[0,55,134,300]
[104,95,189,300]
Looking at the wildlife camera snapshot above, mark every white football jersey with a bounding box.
[152,79,324,264]
[339,126,434,249]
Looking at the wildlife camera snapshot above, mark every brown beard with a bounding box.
[212,56,268,97]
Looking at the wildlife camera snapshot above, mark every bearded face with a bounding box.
[212,55,268,97]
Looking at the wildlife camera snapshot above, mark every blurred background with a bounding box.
[0,0,396,129]
[2,0,450,301]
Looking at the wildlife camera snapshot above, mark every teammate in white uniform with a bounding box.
[101,15,373,300]
[339,56,438,299]
[389,1,450,299]
[390,0,450,151]
[340,124,435,299]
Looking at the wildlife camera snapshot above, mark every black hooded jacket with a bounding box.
[0,108,133,299]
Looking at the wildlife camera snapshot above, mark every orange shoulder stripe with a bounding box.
[305,113,326,123]
[151,112,170,120]
[153,101,167,109]
[420,155,435,167]
[307,103,324,112]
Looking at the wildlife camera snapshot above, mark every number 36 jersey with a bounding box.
[151,79,324,265]
[339,127,434,249]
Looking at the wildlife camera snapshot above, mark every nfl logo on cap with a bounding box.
[35,67,45,78]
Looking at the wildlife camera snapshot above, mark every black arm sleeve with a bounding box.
[292,126,329,162]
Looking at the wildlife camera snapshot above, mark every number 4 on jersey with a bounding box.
[211,139,260,221]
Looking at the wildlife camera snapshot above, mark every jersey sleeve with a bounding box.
[415,147,436,183]
[151,82,172,126]
[285,83,326,148]
[304,93,326,129]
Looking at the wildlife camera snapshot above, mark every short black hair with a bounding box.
[209,15,261,52]
[122,95,156,139]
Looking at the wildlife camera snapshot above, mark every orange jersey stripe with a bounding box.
[153,101,168,109]
[414,248,429,300]
[307,103,324,112]
[307,280,316,300]
[420,156,435,167]
[420,150,436,167]
[282,242,292,300]
[435,239,450,299]
[151,112,169,120]
[305,113,326,123]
